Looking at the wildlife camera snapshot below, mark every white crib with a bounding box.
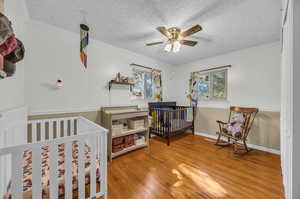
[0,116,108,199]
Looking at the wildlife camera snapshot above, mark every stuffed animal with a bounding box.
[3,58,15,77]
[225,113,245,137]
[5,38,25,64]
[0,13,25,79]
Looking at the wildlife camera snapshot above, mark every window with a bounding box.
[190,69,227,101]
[132,69,162,100]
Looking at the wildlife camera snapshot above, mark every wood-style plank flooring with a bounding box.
[108,134,284,199]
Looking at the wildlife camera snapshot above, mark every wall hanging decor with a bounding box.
[80,23,89,69]
[152,69,162,101]
[132,70,145,99]
[0,12,25,79]
[144,72,153,99]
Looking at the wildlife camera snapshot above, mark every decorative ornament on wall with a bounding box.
[56,79,63,88]
[79,9,89,69]
[80,23,89,69]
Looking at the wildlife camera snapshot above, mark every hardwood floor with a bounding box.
[108,134,284,199]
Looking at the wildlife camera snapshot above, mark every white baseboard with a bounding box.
[194,131,280,155]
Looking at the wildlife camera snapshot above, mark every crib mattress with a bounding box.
[4,142,100,199]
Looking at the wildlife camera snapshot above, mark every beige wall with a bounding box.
[196,107,280,150]
[29,107,280,150]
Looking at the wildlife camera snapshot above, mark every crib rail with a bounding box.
[0,117,108,199]
[28,117,79,143]
[151,107,194,132]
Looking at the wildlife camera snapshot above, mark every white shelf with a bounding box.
[112,143,147,158]
[112,128,147,138]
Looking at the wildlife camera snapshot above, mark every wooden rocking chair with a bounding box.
[215,106,259,154]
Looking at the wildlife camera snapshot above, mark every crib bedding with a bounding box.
[152,119,192,131]
[168,119,192,130]
[4,142,100,199]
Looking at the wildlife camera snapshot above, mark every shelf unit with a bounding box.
[101,106,149,161]
[108,80,134,92]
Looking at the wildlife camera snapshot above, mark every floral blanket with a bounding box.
[4,142,100,199]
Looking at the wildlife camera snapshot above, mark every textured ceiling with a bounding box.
[25,0,282,66]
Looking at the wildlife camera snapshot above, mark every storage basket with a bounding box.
[135,135,146,146]
[128,118,145,129]
[112,143,124,153]
[124,135,134,147]
[112,122,123,136]
[112,137,124,146]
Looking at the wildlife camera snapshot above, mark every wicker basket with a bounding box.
[112,144,124,153]
[112,137,124,146]
[124,135,134,148]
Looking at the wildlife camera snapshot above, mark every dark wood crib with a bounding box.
[149,102,195,145]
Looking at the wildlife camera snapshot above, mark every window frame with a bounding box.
[131,68,162,100]
[193,68,228,101]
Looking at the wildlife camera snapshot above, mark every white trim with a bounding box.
[280,0,294,198]
[194,131,281,155]
[29,107,101,116]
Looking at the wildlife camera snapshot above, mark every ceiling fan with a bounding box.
[146,25,203,53]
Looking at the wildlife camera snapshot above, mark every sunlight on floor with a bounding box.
[171,163,228,198]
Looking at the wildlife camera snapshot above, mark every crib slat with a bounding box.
[64,142,73,199]
[78,140,85,198]
[103,134,108,197]
[49,144,58,199]
[32,122,37,142]
[74,119,78,135]
[90,136,97,195]
[100,135,105,193]
[32,147,42,199]
[70,119,74,136]
[63,120,68,137]
[11,151,23,199]
[49,121,54,139]
[40,122,45,141]
[57,121,61,138]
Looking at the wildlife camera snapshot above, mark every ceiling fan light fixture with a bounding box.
[148,25,202,52]
[164,43,172,52]
[173,41,181,53]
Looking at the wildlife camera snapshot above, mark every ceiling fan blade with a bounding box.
[180,25,203,38]
[156,26,171,38]
[189,35,213,42]
[180,40,198,46]
[146,41,165,46]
